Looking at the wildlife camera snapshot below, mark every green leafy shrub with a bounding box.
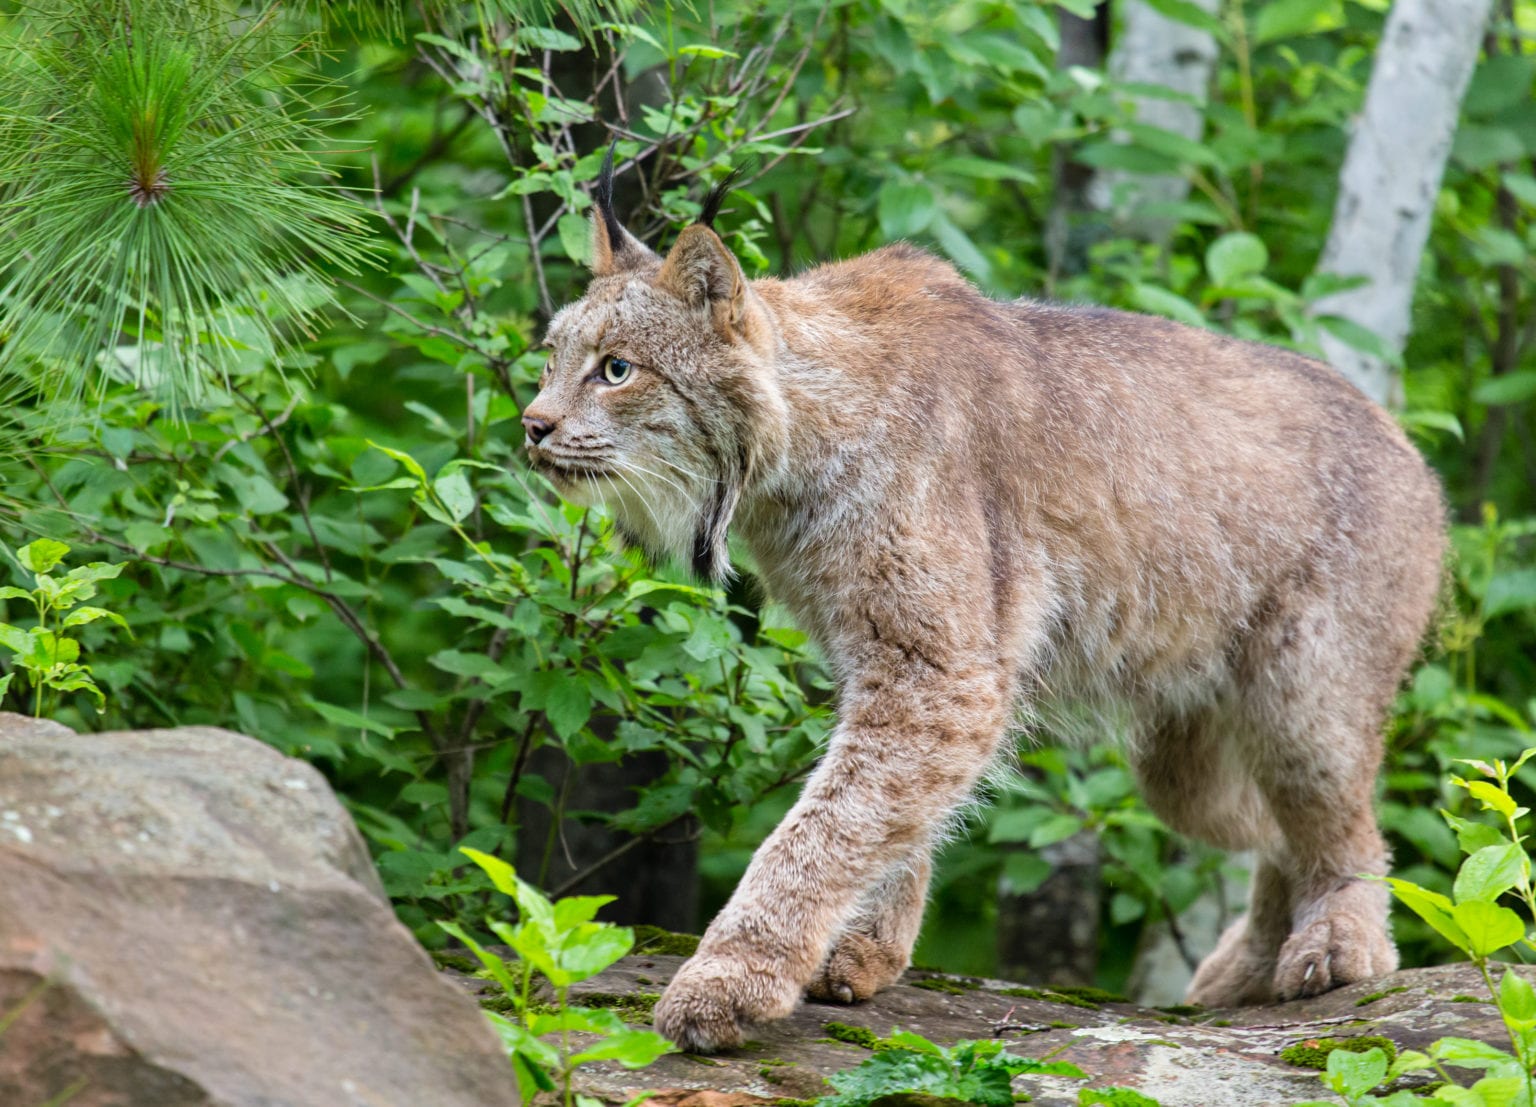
[0,539,129,714]
[1296,749,1536,1105]
[439,847,672,1107]
[812,1029,1085,1107]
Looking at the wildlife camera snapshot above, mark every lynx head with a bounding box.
[523,148,787,581]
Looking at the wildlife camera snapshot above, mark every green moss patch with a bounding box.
[911,977,974,995]
[994,986,1101,1010]
[431,951,480,974]
[1046,984,1128,1004]
[630,925,701,957]
[1156,1003,1204,1017]
[1354,986,1409,1007]
[571,991,660,1023]
[821,1021,885,1049]
[1280,1035,1397,1069]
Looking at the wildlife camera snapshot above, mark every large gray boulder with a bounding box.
[0,714,518,1106]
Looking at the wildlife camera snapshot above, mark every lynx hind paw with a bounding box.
[653,955,800,1053]
[1184,917,1278,1008]
[1274,910,1398,1001]
[805,931,907,1005]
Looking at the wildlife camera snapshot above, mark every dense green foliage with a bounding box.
[0,0,1533,1000]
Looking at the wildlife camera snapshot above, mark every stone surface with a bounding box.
[473,953,1520,1107]
[0,713,518,1107]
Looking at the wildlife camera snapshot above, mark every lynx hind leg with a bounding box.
[1235,599,1412,1002]
[1132,712,1289,1007]
[806,850,931,1005]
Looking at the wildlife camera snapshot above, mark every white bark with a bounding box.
[1311,0,1493,407]
[1088,0,1221,235]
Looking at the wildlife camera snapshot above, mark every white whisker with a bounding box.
[618,456,694,500]
[649,454,720,486]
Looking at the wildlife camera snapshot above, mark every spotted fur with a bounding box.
[522,182,1447,1052]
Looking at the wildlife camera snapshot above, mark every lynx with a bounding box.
[521,152,1446,1053]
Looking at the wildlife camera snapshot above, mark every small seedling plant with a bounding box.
[1297,750,1536,1107]
[439,847,673,1107]
[809,1028,1100,1106]
[0,539,128,715]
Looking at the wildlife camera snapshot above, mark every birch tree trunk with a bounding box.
[1046,6,1110,284]
[1087,0,1221,239]
[1310,0,1494,407]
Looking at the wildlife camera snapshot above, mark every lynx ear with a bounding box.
[657,224,752,336]
[591,143,657,276]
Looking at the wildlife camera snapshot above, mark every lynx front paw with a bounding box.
[654,954,800,1053]
[805,931,907,1005]
[1274,908,1397,1000]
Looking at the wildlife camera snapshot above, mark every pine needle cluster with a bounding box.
[0,0,373,419]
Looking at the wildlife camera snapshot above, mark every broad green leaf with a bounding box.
[558,212,593,265]
[1486,570,1536,618]
[555,924,632,982]
[1451,900,1524,957]
[1324,1047,1388,1099]
[436,920,522,999]
[1029,813,1084,849]
[1386,878,1471,955]
[1252,0,1344,43]
[1499,968,1536,1022]
[1460,779,1519,819]
[60,606,130,631]
[1455,843,1527,903]
[1387,1049,1434,1078]
[568,1027,675,1068]
[675,43,739,59]
[1444,811,1509,857]
[518,26,582,51]
[308,699,396,739]
[931,213,991,282]
[428,650,512,682]
[552,895,618,930]
[1398,410,1464,442]
[877,180,936,239]
[1431,1036,1514,1068]
[1504,174,1536,208]
[22,630,79,669]
[17,539,69,575]
[484,1012,562,1071]
[1136,0,1226,35]
[1473,372,1536,407]
[433,469,475,523]
[366,442,427,484]
[1130,284,1207,329]
[0,672,11,699]
[0,623,30,655]
[0,586,33,602]
[1206,232,1268,286]
[1316,315,1402,366]
[932,156,1037,185]
[1453,125,1527,171]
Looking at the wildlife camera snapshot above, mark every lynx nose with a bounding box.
[522,413,556,444]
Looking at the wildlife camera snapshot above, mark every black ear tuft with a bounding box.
[595,140,628,253]
[697,164,745,229]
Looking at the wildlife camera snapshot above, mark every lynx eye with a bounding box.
[601,355,633,385]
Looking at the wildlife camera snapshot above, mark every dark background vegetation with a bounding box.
[0,0,1533,997]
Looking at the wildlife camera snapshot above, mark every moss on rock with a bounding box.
[630,925,701,957]
[1280,1035,1397,1069]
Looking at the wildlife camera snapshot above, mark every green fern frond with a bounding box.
[0,0,374,419]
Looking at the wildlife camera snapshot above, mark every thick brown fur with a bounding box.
[522,187,1447,1053]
